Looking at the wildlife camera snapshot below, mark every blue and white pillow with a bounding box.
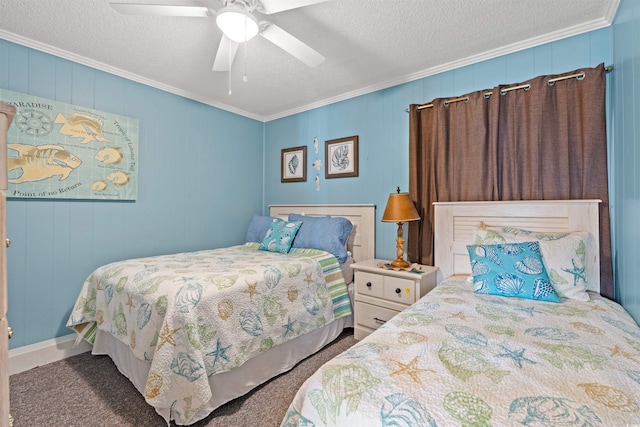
[259,219,302,254]
[467,241,560,302]
[245,214,279,243]
[288,214,353,263]
[473,225,591,301]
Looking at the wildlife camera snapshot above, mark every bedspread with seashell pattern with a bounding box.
[67,243,350,425]
[282,278,640,427]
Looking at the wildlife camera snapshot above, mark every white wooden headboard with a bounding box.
[433,200,601,293]
[269,204,376,263]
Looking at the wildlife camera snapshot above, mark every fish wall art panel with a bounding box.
[0,89,138,200]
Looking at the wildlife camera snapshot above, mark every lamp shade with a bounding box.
[382,192,420,222]
[216,7,259,43]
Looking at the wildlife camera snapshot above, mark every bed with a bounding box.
[67,204,375,426]
[281,200,640,427]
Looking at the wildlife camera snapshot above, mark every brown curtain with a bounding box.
[408,64,613,298]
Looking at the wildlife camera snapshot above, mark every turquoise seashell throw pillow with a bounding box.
[473,226,591,301]
[259,219,302,254]
[467,241,560,302]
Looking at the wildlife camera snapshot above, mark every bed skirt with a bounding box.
[92,301,353,425]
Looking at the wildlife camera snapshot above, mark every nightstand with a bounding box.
[351,259,438,340]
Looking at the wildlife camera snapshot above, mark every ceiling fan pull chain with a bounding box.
[243,46,248,83]
[228,45,232,95]
[243,9,249,82]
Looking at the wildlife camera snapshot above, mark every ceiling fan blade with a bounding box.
[109,3,214,17]
[260,23,324,67]
[212,36,239,71]
[257,0,330,14]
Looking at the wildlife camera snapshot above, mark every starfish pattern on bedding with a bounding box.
[390,356,434,384]
[449,311,472,321]
[207,338,231,371]
[157,322,180,350]
[304,273,314,285]
[562,258,587,286]
[609,345,640,363]
[126,292,135,312]
[283,315,296,337]
[242,280,261,301]
[495,345,537,368]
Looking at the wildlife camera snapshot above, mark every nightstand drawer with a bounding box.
[355,271,416,305]
[355,301,399,331]
[355,271,384,298]
[382,275,417,305]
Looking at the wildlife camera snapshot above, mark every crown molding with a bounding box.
[2,10,616,124]
[263,16,615,121]
[0,30,263,122]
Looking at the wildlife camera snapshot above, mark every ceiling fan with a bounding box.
[109,0,328,72]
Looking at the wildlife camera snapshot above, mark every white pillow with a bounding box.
[473,225,592,301]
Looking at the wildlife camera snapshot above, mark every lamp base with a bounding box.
[389,258,411,269]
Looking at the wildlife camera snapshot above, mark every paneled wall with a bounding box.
[0,40,265,348]
[4,10,636,351]
[264,28,612,269]
[611,0,640,323]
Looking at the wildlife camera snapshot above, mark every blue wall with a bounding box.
[1,40,265,348]
[264,28,613,269]
[611,0,640,322]
[6,3,640,350]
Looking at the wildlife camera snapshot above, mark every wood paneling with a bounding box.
[265,28,612,267]
[611,0,640,323]
[0,40,265,349]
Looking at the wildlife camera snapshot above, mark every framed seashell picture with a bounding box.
[281,146,307,182]
[325,135,358,178]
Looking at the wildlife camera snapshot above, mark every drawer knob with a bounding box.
[395,288,401,294]
[373,317,386,324]
[366,282,372,288]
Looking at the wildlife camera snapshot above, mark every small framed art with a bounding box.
[325,136,359,178]
[281,146,307,182]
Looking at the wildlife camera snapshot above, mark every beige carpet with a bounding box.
[9,329,356,427]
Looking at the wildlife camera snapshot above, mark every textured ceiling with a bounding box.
[0,0,619,121]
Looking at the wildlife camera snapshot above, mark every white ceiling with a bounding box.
[0,0,619,122]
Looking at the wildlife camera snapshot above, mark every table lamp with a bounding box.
[381,187,420,269]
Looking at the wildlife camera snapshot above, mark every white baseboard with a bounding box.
[8,333,92,375]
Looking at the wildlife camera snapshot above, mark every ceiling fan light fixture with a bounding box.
[216,7,259,43]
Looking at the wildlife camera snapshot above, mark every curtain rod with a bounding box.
[412,65,613,111]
